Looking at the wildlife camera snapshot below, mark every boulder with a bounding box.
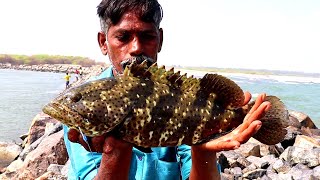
[289,110,317,129]
[12,130,68,179]
[26,113,60,147]
[0,142,22,170]
[293,135,320,149]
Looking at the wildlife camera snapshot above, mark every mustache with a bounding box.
[120,55,156,71]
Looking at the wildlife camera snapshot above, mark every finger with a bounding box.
[239,101,270,132]
[248,101,271,122]
[248,93,266,115]
[78,133,90,151]
[243,93,266,123]
[201,139,241,152]
[243,91,252,106]
[68,128,80,143]
[235,120,262,143]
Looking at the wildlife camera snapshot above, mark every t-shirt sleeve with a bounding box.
[177,145,192,180]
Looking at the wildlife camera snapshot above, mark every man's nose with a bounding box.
[129,37,143,56]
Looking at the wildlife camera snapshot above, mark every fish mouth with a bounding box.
[120,55,156,71]
[42,102,84,126]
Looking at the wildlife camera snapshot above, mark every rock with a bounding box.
[47,164,65,175]
[246,156,269,169]
[234,142,261,157]
[217,151,243,171]
[259,174,272,180]
[287,163,313,180]
[19,133,28,141]
[272,159,291,173]
[301,127,320,138]
[19,122,63,161]
[280,146,320,167]
[60,160,70,177]
[289,110,317,129]
[230,167,242,177]
[281,126,302,149]
[235,156,251,169]
[274,143,285,156]
[293,135,320,149]
[12,130,68,179]
[26,113,59,147]
[242,169,267,179]
[242,163,257,174]
[220,172,234,180]
[35,171,55,180]
[248,138,283,157]
[261,154,278,167]
[312,166,320,178]
[288,112,302,128]
[0,142,22,170]
[278,173,293,180]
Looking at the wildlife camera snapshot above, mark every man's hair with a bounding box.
[97,0,163,33]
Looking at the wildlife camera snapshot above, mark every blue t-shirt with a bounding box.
[63,67,192,180]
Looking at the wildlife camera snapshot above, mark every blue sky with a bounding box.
[0,0,319,73]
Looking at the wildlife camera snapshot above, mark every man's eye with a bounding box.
[116,34,130,42]
[142,34,156,41]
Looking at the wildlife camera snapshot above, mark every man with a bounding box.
[64,0,270,179]
[64,72,71,89]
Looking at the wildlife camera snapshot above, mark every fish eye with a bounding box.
[70,92,82,102]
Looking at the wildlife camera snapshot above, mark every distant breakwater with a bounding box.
[0,63,107,75]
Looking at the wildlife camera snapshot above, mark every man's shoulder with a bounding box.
[89,66,113,81]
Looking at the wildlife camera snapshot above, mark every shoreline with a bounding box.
[0,63,107,75]
[1,63,319,84]
[174,68,320,84]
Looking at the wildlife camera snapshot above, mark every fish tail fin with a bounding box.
[252,95,289,145]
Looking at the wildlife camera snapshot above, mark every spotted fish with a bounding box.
[42,61,288,147]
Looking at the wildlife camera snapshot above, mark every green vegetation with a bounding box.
[0,54,104,67]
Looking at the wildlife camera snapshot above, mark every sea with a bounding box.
[0,69,319,142]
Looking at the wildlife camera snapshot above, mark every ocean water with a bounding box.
[0,69,76,142]
[231,75,320,124]
[0,69,319,142]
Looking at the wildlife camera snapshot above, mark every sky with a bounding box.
[0,0,319,73]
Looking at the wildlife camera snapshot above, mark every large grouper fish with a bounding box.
[43,61,289,147]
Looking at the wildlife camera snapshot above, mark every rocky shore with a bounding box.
[0,63,106,75]
[1,67,320,179]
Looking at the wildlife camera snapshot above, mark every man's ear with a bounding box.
[98,32,108,55]
[158,28,163,52]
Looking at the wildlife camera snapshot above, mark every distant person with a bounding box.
[79,67,83,79]
[75,68,80,81]
[64,72,71,89]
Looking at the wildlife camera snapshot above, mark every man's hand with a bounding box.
[195,92,270,152]
[67,129,106,152]
[189,92,271,180]
[68,130,133,179]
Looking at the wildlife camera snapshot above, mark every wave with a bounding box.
[175,69,320,84]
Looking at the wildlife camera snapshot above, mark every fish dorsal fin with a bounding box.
[124,60,244,108]
[199,73,244,108]
[123,60,150,78]
[124,60,186,86]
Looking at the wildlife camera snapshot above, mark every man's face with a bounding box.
[98,11,163,74]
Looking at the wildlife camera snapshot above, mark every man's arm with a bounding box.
[94,137,133,180]
[189,93,270,180]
